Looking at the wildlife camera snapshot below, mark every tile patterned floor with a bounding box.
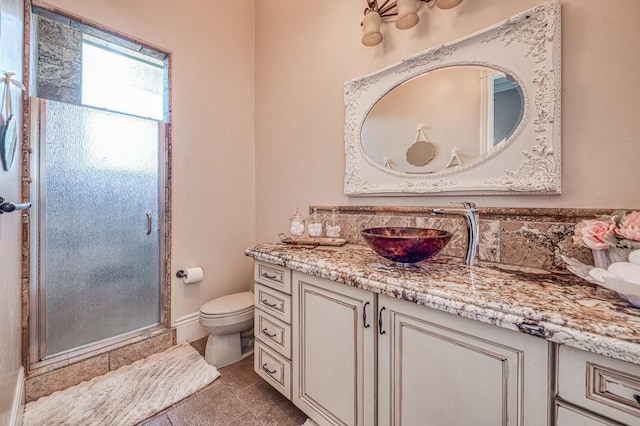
[137,354,307,426]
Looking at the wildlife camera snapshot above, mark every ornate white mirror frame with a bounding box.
[344,1,561,196]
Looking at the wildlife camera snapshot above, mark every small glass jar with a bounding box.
[289,207,305,238]
[306,208,324,238]
[325,207,343,240]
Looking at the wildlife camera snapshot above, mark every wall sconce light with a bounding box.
[361,0,463,46]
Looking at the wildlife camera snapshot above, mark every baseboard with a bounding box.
[10,366,24,426]
[173,312,208,343]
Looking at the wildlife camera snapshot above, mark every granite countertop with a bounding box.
[245,243,640,365]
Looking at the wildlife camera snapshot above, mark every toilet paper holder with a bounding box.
[176,267,205,284]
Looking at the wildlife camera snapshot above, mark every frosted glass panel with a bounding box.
[82,42,164,120]
[42,100,160,357]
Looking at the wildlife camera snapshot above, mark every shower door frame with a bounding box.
[27,98,170,368]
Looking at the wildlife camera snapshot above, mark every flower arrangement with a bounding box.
[574,210,640,250]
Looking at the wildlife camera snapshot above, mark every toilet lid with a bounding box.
[200,291,254,316]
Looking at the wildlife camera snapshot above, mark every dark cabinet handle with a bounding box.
[262,363,276,375]
[379,307,386,335]
[262,328,277,338]
[262,272,277,280]
[363,301,370,328]
[634,394,640,404]
[261,299,278,308]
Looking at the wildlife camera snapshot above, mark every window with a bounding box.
[81,36,164,120]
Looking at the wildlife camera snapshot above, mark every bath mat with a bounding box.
[23,342,220,426]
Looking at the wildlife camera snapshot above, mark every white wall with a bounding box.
[255,0,640,242]
[0,0,24,423]
[40,0,257,327]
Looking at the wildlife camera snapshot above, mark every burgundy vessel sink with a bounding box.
[360,227,452,265]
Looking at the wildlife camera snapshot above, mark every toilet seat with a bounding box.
[200,291,253,318]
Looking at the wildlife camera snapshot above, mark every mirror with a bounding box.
[362,66,524,174]
[345,1,561,195]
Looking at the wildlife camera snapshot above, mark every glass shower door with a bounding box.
[37,99,163,358]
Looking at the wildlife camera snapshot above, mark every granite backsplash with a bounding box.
[309,206,633,272]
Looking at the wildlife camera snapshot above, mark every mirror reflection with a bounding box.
[361,65,524,174]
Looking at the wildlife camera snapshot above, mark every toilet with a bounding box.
[199,291,255,368]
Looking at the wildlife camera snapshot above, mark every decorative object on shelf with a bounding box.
[278,233,348,247]
[562,250,640,308]
[289,207,305,238]
[325,208,344,240]
[361,0,463,46]
[1,71,25,172]
[406,128,436,168]
[573,210,640,268]
[306,208,324,238]
[445,147,463,169]
[592,248,633,270]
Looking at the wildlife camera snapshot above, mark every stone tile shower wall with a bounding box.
[311,206,619,272]
[36,15,82,104]
[33,9,168,106]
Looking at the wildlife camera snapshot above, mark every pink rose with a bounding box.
[578,219,616,250]
[617,211,640,242]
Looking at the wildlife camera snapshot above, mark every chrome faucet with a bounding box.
[431,201,479,266]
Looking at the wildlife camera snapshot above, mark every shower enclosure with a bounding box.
[30,98,167,362]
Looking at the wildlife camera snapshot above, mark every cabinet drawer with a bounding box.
[255,283,291,323]
[255,261,291,294]
[556,401,622,425]
[255,340,291,399]
[558,345,640,425]
[255,309,292,359]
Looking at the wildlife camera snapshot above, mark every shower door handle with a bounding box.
[146,212,152,234]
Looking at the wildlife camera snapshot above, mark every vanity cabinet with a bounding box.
[289,270,549,426]
[292,271,376,426]
[377,294,550,426]
[248,243,640,426]
[253,261,294,398]
[556,345,640,425]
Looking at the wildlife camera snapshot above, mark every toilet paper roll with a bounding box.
[182,267,204,284]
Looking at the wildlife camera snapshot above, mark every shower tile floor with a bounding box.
[137,353,307,426]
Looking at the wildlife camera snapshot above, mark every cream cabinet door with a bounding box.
[292,271,376,426]
[377,294,550,426]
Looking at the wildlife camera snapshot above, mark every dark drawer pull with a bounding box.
[262,363,277,375]
[261,299,278,308]
[634,394,640,404]
[262,328,278,338]
[262,272,278,280]
[379,306,386,335]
